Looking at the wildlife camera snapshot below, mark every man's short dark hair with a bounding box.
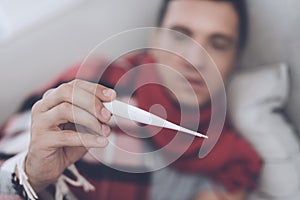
[157,0,248,50]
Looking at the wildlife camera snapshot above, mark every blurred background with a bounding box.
[0,0,160,124]
[1,0,300,199]
[0,0,299,130]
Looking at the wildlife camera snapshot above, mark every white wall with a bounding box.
[0,0,161,123]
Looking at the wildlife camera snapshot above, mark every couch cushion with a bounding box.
[241,0,300,132]
[228,63,300,199]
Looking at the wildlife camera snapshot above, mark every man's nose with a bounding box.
[183,44,208,71]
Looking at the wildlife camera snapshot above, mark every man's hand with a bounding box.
[25,79,116,192]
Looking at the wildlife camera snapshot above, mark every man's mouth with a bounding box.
[186,77,206,89]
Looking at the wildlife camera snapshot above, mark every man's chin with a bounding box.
[181,98,210,109]
[170,94,210,110]
[163,86,210,108]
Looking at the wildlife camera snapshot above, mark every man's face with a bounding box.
[150,0,239,107]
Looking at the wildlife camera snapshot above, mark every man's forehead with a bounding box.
[163,0,238,36]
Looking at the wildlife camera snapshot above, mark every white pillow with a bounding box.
[227,63,300,199]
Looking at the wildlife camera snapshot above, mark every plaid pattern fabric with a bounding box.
[0,51,262,200]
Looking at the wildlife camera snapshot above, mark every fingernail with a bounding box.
[103,89,116,98]
[101,107,111,119]
[101,124,110,136]
[97,137,107,145]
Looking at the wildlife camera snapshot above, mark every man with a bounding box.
[0,0,261,199]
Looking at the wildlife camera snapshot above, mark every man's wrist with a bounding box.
[12,171,39,200]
